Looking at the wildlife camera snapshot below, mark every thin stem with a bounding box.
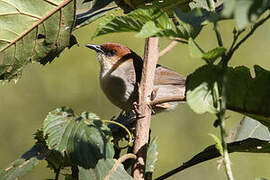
[212,16,234,179]
[228,11,270,60]
[132,37,159,180]
[54,168,60,180]
[105,154,137,180]
[159,40,178,57]
[71,166,79,180]
[213,22,223,47]
[217,78,234,180]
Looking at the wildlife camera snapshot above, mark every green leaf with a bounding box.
[43,107,114,169]
[186,64,219,114]
[202,47,226,62]
[208,134,223,156]
[222,0,270,29]
[93,8,204,39]
[188,39,226,62]
[79,159,133,180]
[186,64,270,126]
[0,144,49,180]
[174,7,210,37]
[115,0,191,13]
[0,0,76,81]
[228,116,270,142]
[188,38,204,58]
[146,137,158,173]
[75,0,116,29]
[136,21,162,38]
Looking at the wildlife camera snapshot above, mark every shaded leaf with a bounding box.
[79,159,133,180]
[174,7,210,37]
[158,138,270,177]
[75,0,116,29]
[0,144,49,180]
[43,107,114,169]
[146,137,158,173]
[0,0,76,81]
[186,64,270,125]
[222,0,270,29]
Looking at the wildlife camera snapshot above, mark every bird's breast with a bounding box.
[99,70,136,111]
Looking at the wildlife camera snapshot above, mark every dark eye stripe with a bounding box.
[103,49,117,56]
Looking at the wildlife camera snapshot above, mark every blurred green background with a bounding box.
[1,15,270,180]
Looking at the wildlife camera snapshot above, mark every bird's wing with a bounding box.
[154,65,185,86]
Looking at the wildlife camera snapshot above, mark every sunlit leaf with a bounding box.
[93,7,205,39]
[202,47,226,62]
[228,116,270,143]
[0,0,76,81]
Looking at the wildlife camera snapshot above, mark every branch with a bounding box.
[228,11,270,60]
[150,96,185,106]
[159,41,178,57]
[105,153,136,180]
[132,37,159,180]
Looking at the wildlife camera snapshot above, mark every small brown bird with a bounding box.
[85,43,185,113]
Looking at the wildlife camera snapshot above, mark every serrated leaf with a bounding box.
[75,0,116,29]
[93,7,203,39]
[0,144,49,180]
[0,0,76,81]
[146,137,158,173]
[43,107,114,169]
[186,64,270,126]
[222,0,270,29]
[115,0,191,13]
[79,159,133,180]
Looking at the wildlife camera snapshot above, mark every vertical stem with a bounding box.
[132,37,159,180]
[214,22,223,47]
[218,60,234,180]
[54,168,60,180]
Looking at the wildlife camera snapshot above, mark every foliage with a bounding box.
[1,0,270,179]
[0,0,76,81]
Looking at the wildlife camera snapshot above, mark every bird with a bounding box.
[85,43,186,113]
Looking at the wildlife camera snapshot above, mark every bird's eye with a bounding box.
[105,50,117,56]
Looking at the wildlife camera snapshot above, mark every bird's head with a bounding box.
[85,43,136,75]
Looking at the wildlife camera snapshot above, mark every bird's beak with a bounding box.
[85,44,104,53]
